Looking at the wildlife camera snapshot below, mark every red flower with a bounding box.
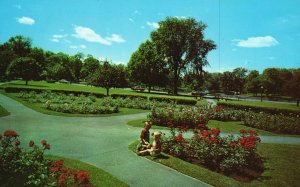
[73,170,90,184]
[44,144,51,150]
[194,135,201,139]
[58,174,67,186]
[41,140,47,146]
[240,129,247,133]
[15,139,20,146]
[212,128,220,136]
[167,122,174,128]
[29,140,34,147]
[175,134,185,142]
[4,130,18,137]
[197,124,206,129]
[229,142,237,147]
[209,137,218,143]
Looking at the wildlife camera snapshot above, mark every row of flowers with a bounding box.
[149,105,300,135]
[161,123,262,174]
[0,130,91,186]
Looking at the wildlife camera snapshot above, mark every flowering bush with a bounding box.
[0,130,91,187]
[148,106,210,128]
[161,124,262,174]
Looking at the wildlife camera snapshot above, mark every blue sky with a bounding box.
[0,0,299,73]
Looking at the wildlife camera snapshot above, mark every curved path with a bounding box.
[0,94,211,187]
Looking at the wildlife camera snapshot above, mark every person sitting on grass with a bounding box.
[136,121,152,152]
[137,131,164,157]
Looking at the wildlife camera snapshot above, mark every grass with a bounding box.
[220,100,300,111]
[129,141,300,187]
[1,80,198,101]
[1,91,148,117]
[0,105,10,117]
[126,118,296,136]
[46,155,128,187]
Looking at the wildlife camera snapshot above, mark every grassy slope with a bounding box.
[129,142,300,187]
[0,80,197,100]
[46,155,128,187]
[220,100,300,111]
[1,91,148,117]
[0,105,10,117]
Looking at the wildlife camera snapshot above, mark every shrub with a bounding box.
[0,130,91,187]
[217,102,300,117]
[110,93,147,99]
[149,96,197,105]
[148,106,210,128]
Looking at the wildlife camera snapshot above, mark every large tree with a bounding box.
[6,57,40,85]
[245,70,260,96]
[7,35,32,57]
[128,40,168,92]
[151,17,215,95]
[0,44,17,80]
[284,69,300,106]
[81,55,100,83]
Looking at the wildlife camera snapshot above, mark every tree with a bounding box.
[90,60,124,96]
[151,17,215,95]
[70,53,83,82]
[7,35,32,57]
[28,47,46,80]
[44,53,72,81]
[6,57,40,85]
[0,44,17,80]
[205,72,221,93]
[232,67,248,94]
[284,69,300,106]
[221,71,234,94]
[128,40,168,92]
[81,55,100,83]
[245,70,260,96]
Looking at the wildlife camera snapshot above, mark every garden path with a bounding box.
[0,93,211,187]
[0,94,299,186]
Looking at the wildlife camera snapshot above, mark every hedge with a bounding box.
[110,93,148,99]
[217,102,300,116]
[4,87,106,98]
[149,96,197,105]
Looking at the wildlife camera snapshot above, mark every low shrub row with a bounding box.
[149,96,197,105]
[217,101,300,116]
[110,93,147,99]
[45,102,119,114]
[4,87,106,98]
[148,106,210,128]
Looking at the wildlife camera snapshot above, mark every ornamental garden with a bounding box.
[0,16,300,187]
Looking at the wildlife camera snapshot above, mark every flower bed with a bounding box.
[161,124,263,180]
[0,130,91,186]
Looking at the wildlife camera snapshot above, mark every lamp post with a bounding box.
[260,86,263,102]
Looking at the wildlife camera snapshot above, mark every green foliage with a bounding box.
[6,57,41,85]
[128,40,168,92]
[151,17,216,94]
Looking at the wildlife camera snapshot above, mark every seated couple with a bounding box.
[136,121,164,157]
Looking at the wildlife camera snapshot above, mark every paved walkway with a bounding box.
[0,94,212,187]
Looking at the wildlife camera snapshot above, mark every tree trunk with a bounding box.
[173,73,178,95]
[297,99,299,106]
[106,88,109,96]
[148,86,151,93]
[25,80,28,85]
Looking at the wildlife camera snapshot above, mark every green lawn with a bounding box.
[129,142,300,187]
[46,155,128,187]
[220,100,300,111]
[1,80,198,101]
[126,118,293,136]
[1,91,148,117]
[0,105,10,117]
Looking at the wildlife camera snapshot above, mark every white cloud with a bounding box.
[146,21,159,29]
[129,18,134,22]
[17,16,35,25]
[233,36,279,48]
[53,34,68,39]
[105,34,125,43]
[72,26,111,45]
[70,45,86,49]
[175,16,186,19]
[51,38,59,43]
